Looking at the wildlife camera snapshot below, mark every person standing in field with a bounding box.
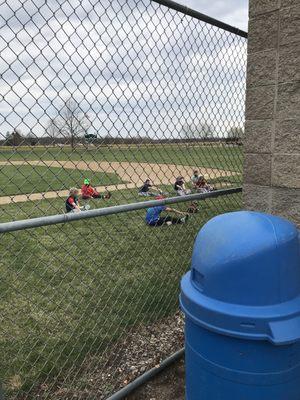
[145,196,188,226]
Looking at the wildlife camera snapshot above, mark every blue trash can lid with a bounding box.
[180,211,300,345]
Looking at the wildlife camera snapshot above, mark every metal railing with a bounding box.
[0,0,247,398]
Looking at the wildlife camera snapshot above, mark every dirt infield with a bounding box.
[0,160,239,205]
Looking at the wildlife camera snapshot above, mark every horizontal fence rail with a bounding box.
[0,0,247,398]
[106,347,185,400]
[0,188,242,233]
[152,0,248,37]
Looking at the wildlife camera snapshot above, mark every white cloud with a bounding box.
[0,0,247,139]
[177,0,248,31]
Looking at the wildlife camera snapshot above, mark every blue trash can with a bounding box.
[180,211,300,400]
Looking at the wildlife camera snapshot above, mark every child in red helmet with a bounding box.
[81,178,111,200]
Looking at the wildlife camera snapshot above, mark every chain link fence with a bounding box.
[0,0,247,398]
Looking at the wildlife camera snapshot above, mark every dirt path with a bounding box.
[0,160,239,205]
[0,183,137,205]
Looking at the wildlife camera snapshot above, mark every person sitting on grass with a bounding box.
[193,176,214,193]
[145,196,188,227]
[66,188,81,213]
[81,178,111,200]
[138,179,162,197]
[191,170,203,189]
[174,176,191,196]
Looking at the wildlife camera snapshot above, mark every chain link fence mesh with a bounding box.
[0,0,247,398]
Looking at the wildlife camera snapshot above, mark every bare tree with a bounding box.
[181,122,214,140]
[5,129,24,146]
[46,99,91,148]
[45,118,60,143]
[26,132,38,146]
[227,126,244,144]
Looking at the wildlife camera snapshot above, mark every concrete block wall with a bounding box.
[243,0,300,226]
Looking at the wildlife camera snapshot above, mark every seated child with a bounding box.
[194,176,214,193]
[81,178,111,200]
[138,179,162,197]
[174,176,191,196]
[145,196,188,226]
[191,170,203,189]
[66,188,81,213]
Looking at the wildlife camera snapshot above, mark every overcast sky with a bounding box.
[177,0,248,31]
[0,0,248,140]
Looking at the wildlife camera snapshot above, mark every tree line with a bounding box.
[1,98,244,147]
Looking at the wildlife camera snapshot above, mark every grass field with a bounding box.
[0,144,244,172]
[0,143,243,398]
[0,165,124,196]
[0,191,242,398]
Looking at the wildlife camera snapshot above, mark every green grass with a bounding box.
[0,143,243,397]
[0,144,244,172]
[0,165,124,196]
[0,190,242,398]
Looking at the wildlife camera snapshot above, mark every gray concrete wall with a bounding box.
[243,0,300,226]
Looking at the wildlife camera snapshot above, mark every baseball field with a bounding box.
[0,144,242,209]
[0,143,243,398]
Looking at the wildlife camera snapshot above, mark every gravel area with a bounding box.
[98,312,185,399]
[34,312,184,399]
[126,358,185,400]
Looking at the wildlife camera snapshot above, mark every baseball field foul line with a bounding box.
[0,160,240,205]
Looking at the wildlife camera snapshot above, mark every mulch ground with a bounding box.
[32,312,185,400]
